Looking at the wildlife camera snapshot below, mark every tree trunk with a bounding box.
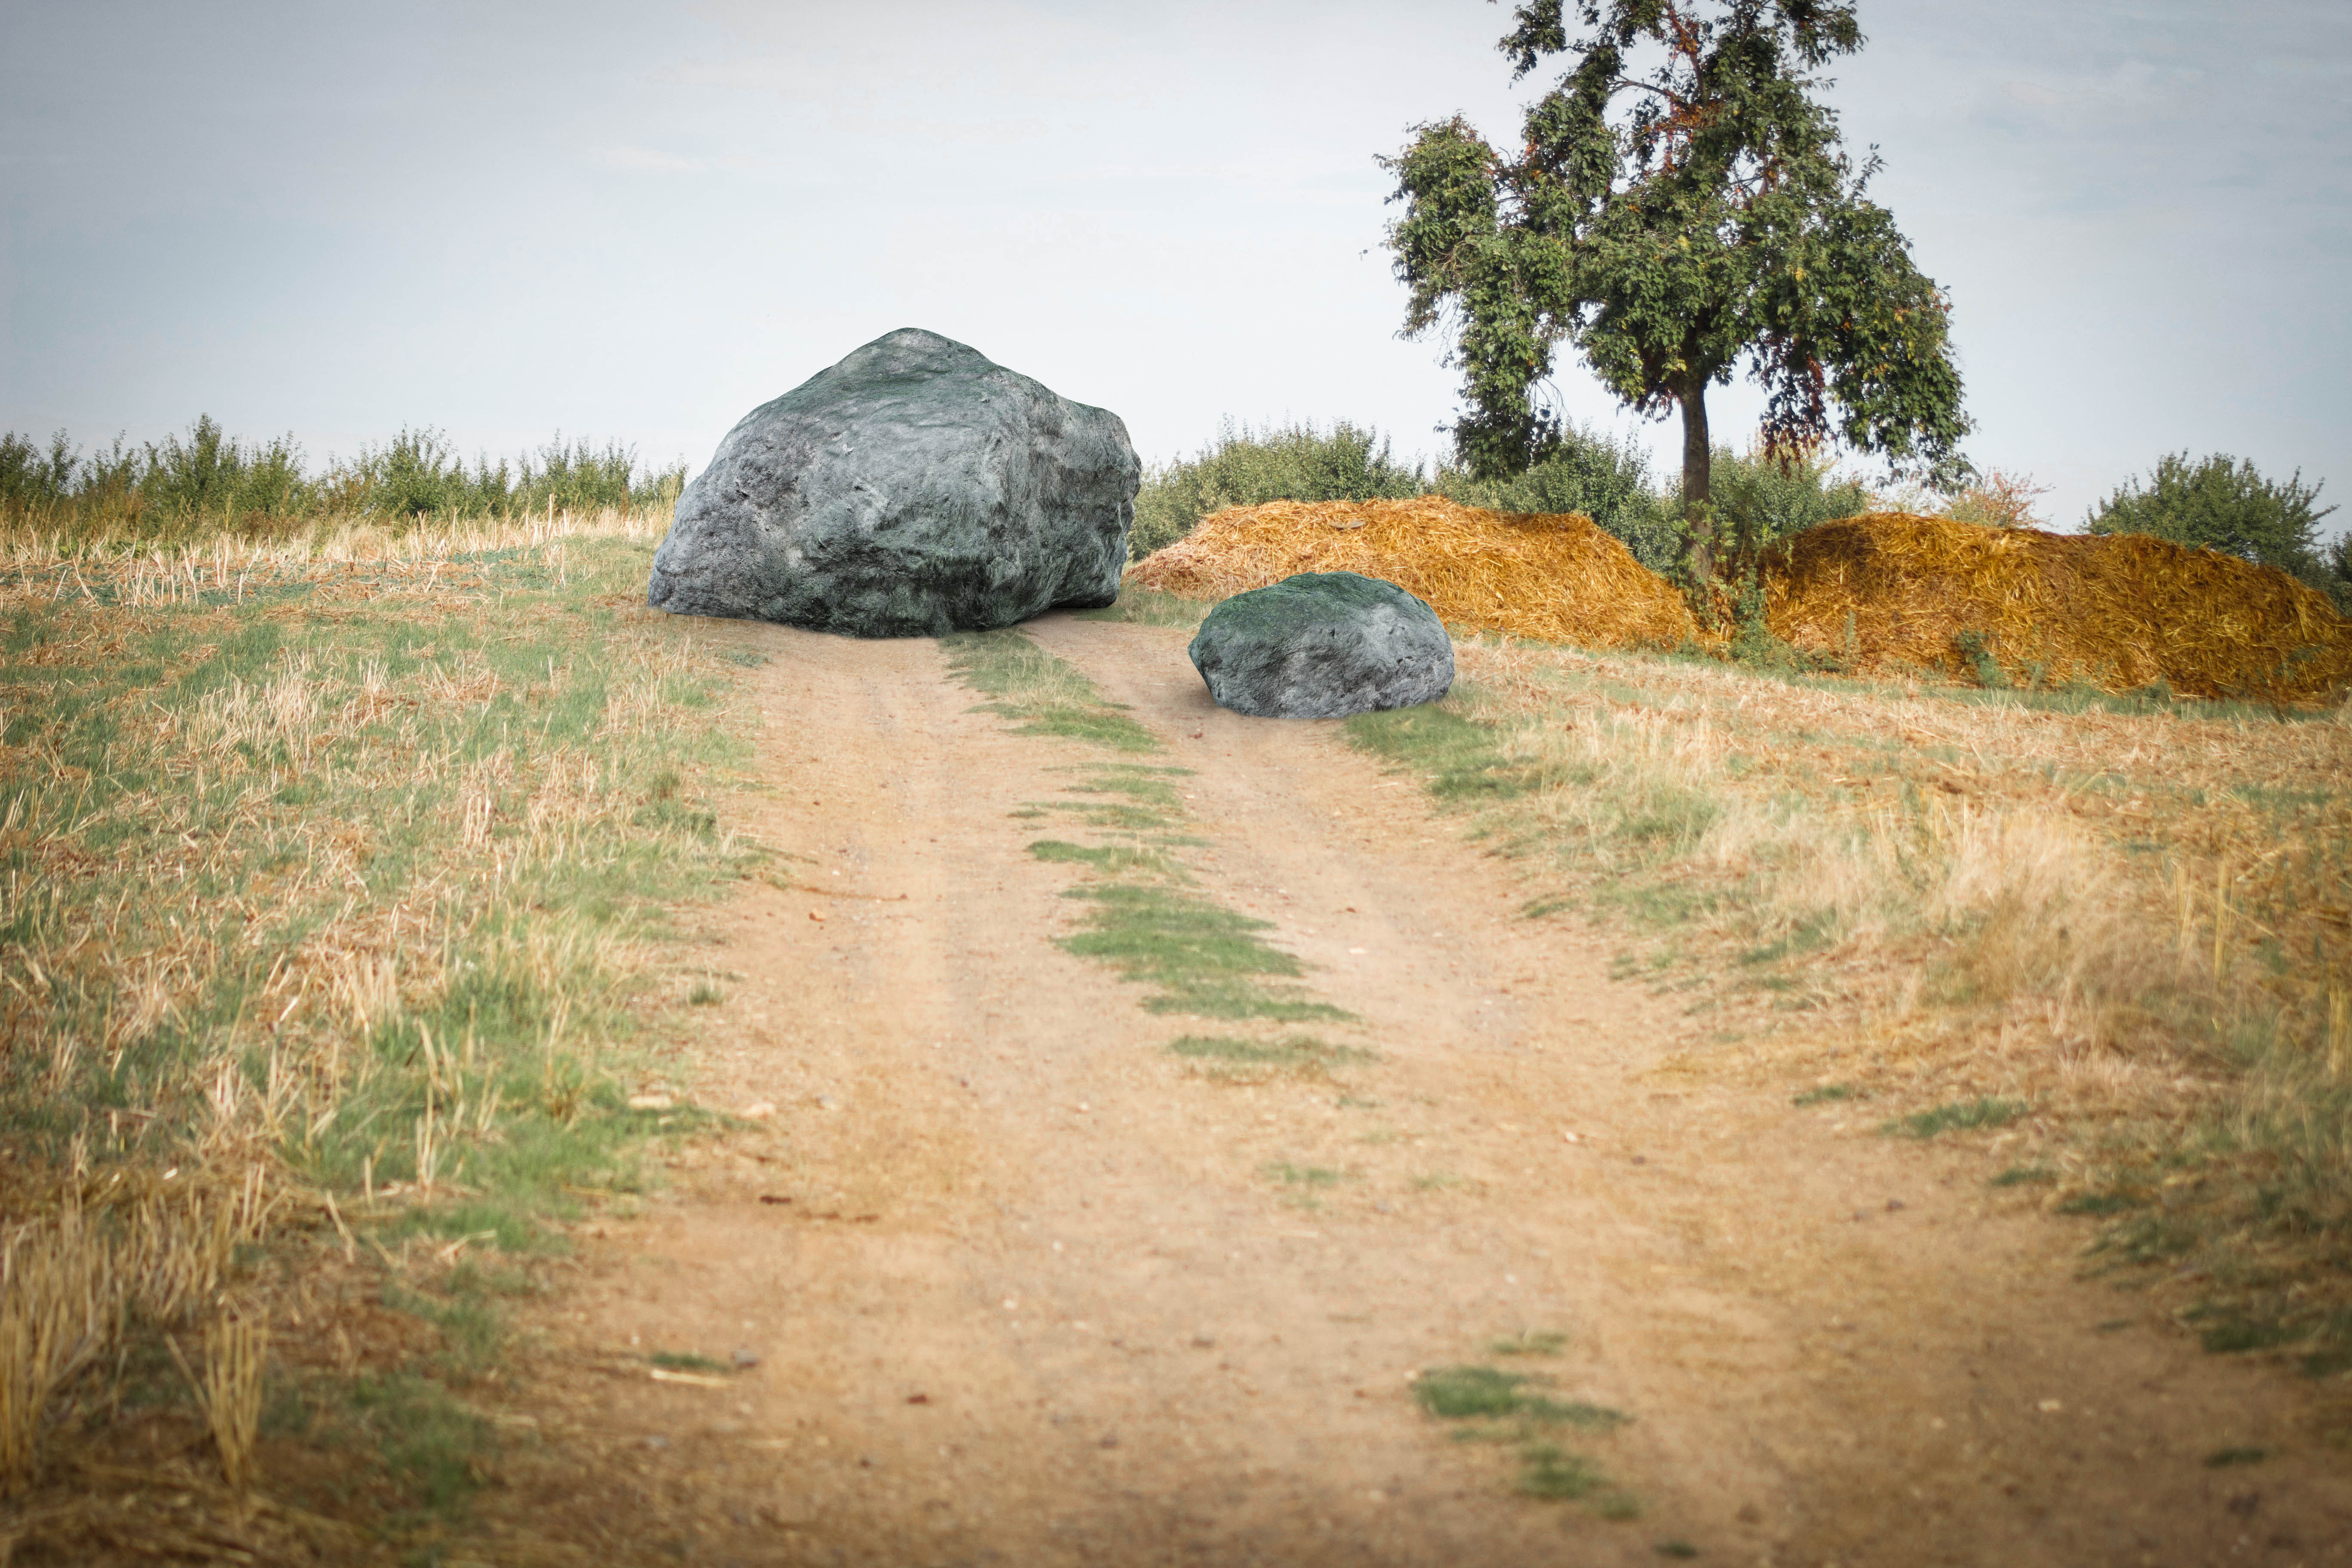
[1680,377,1714,587]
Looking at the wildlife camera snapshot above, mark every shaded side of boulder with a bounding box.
[647,328,1139,637]
[1188,572,1454,719]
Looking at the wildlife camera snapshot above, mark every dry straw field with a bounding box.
[1,509,751,1559]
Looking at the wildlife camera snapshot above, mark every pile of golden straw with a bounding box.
[1124,496,1698,650]
[1765,514,2352,701]
[1128,499,2352,704]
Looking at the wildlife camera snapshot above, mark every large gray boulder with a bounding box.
[647,329,1139,636]
[1188,572,1454,719]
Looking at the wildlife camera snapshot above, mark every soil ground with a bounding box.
[488,612,2352,1567]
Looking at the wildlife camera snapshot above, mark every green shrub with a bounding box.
[2321,534,2352,615]
[3,417,313,532]
[2085,452,2336,585]
[1436,423,1677,572]
[1,416,686,542]
[1696,443,1872,570]
[0,429,80,511]
[1941,469,2051,530]
[325,429,684,522]
[1130,419,1425,558]
[1126,416,1681,574]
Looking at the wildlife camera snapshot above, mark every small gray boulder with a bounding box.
[647,329,1139,636]
[1188,572,1454,719]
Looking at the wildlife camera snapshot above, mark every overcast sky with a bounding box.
[4,1,2346,532]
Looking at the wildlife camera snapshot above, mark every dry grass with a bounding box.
[1363,633,2352,1366]
[191,1311,266,1493]
[1124,496,1699,650]
[0,505,755,1552]
[0,1170,269,1493]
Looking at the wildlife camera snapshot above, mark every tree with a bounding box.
[2321,534,2352,616]
[1381,0,1970,584]
[2085,452,2337,585]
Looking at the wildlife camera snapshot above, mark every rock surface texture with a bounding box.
[647,329,1139,636]
[1188,572,1454,719]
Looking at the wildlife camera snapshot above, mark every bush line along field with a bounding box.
[0,505,753,1554]
[1133,419,2352,616]
[1,416,686,547]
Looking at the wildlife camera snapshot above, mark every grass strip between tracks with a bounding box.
[943,626,1353,1031]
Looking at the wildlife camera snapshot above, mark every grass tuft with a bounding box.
[1518,1442,1607,1500]
[944,630,1357,1025]
[1883,1098,2027,1139]
[1059,885,1352,1022]
[1168,1034,1375,1073]
[1414,1359,1633,1516]
[942,630,1159,752]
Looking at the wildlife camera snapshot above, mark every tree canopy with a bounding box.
[1381,0,1970,582]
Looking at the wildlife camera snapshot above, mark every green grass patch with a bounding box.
[2066,1011,2352,1378]
[1029,839,1172,877]
[1518,1442,1609,1500]
[1343,687,1719,928]
[1168,1034,1376,1073]
[1346,701,1547,802]
[1416,1361,1631,1514]
[2180,1305,2305,1356]
[1883,1098,2026,1139]
[2204,1446,2269,1467]
[1059,884,1351,1021]
[648,1351,732,1374]
[1414,1365,1527,1418]
[2057,1189,2149,1216]
[1261,1161,1347,1189]
[337,1371,496,1516]
[1489,1329,1569,1357]
[1740,911,1838,968]
[1071,588,1216,628]
[1413,1366,1624,1430]
[0,529,753,1220]
[941,628,1159,751]
[378,1262,539,1379]
[1792,1084,1855,1107]
[1059,763,1191,809]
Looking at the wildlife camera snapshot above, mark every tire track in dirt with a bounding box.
[498,611,2352,1566]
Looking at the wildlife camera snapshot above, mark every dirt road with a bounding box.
[501,612,2351,1566]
